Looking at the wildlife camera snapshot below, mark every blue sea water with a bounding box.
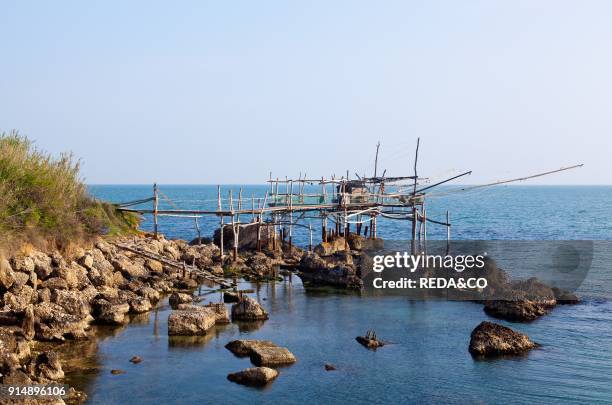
[79,185,612,404]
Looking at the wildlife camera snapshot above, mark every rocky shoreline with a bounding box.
[0,230,583,402]
[0,232,302,404]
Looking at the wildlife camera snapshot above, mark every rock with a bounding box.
[169,292,192,309]
[214,224,278,251]
[111,369,125,375]
[129,356,142,364]
[145,259,163,274]
[175,278,198,290]
[91,298,130,325]
[80,254,94,269]
[137,286,160,303]
[11,256,35,273]
[22,304,35,340]
[10,271,29,291]
[483,300,550,322]
[112,256,148,279]
[52,289,91,318]
[37,288,52,303]
[250,345,297,367]
[314,237,347,257]
[167,308,216,336]
[0,329,20,373]
[227,367,279,386]
[204,303,230,324]
[223,291,240,303]
[41,277,68,290]
[209,265,224,276]
[163,245,180,261]
[231,297,269,321]
[225,340,278,357]
[299,252,362,290]
[469,321,537,356]
[189,236,212,245]
[29,352,64,381]
[347,234,364,251]
[324,363,336,371]
[3,287,34,311]
[0,258,15,290]
[34,302,92,340]
[129,297,152,314]
[32,253,54,280]
[552,287,580,305]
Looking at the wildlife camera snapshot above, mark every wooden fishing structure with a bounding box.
[117,139,583,261]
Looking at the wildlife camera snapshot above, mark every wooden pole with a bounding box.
[308,223,313,252]
[288,180,293,250]
[194,216,201,244]
[218,185,224,259]
[230,190,238,261]
[153,183,159,239]
[411,138,420,253]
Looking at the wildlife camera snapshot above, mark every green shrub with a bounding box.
[0,130,139,247]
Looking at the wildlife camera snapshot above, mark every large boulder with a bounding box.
[227,367,279,386]
[483,300,550,322]
[91,298,130,325]
[34,302,92,340]
[213,224,278,251]
[299,252,362,290]
[52,289,91,319]
[231,297,269,321]
[167,308,216,336]
[469,321,537,356]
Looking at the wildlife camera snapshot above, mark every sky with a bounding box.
[1,0,611,185]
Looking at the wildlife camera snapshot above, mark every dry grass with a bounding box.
[0,130,139,249]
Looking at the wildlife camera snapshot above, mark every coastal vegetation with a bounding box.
[0,131,138,249]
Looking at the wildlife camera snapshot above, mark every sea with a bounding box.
[74,185,612,404]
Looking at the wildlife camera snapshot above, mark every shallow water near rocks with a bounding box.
[76,185,612,403]
[64,276,612,404]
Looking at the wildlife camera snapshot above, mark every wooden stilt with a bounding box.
[153,183,159,239]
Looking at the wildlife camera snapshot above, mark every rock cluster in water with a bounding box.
[225,339,296,386]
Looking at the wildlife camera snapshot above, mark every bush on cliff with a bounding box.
[0,131,139,247]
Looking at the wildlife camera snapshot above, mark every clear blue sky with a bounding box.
[1,0,610,184]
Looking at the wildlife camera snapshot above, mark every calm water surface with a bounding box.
[77,186,612,404]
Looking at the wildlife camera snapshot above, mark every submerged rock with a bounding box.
[469,321,537,357]
[324,362,337,371]
[227,367,279,386]
[231,297,269,321]
[167,308,216,336]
